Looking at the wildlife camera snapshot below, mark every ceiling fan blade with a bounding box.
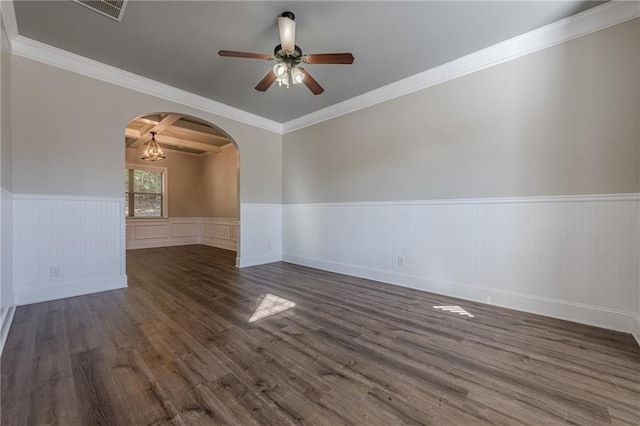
[218,50,273,60]
[299,68,324,95]
[255,71,277,92]
[277,12,296,53]
[304,53,354,65]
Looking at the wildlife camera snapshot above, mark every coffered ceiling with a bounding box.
[13,1,605,123]
[126,113,233,155]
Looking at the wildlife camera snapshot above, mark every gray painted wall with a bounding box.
[202,145,239,218]
[0,14,14,341]
[1,17,11,192]
[283,19,640,204]
[11,56,282,203]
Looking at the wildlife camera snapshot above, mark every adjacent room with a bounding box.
[0,1,639,425]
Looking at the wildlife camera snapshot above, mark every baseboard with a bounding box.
[633,314,640,347]
[201,236,237,251]
[14,275,128,305]
[238,253,282,268]
[283,254,637,334]
[0,305,16,356]
[126,236,200,250]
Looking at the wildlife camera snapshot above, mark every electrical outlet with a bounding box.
[267,243,272,251]
[50,265,61,277]
[486,296,492,304]
[397,256,405,267]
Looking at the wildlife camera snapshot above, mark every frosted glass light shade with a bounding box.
[273,63,287,77]
[277,16,296,53]
[291,67,305,84]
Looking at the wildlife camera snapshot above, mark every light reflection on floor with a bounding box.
[433,305,475,318]
[249,293,296,322]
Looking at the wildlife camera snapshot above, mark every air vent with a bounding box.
[72,0,128,22]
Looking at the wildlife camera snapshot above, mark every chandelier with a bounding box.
[141,131,165,161]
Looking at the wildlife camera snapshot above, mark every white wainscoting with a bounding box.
[201,217,238,251]
[283,194,640,334]
[126,217,238,251]
[239,203,283,267]
[13,194,127,305]
[0,188,15,355]
[126,217,200,249]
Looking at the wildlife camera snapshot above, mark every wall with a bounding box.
[283,19,640,334]
[11,57,282,203]
[126,147,203,217]
[125,143,239,251]
[0,12,15,353]
[637,17,640,345]
[202,143,238,218]
[10,55,283,304]
[284,20,639,204]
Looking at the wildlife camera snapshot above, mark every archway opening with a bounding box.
[123,112,240,265]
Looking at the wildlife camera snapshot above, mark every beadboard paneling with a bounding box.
[13,194,127,305]
[239,203,282,267]
[0,188,15,355]
[283,194,639,333]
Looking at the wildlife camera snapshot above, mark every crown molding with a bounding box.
[0,0,19,49]
[4,1,639,135]
[282,1,640,133]
[10,35,283,134]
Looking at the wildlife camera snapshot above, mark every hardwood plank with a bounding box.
[27,351,81,425]
[69,348,123,425]
[2,244,639,425]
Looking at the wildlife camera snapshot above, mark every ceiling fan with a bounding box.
[218,11,354,95]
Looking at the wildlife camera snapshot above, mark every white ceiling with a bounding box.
[13,1,604,123]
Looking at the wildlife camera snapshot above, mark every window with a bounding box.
[125,164,167,217]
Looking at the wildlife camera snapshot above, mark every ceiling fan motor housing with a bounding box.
[280,11,295,21]
[274,44,303,65]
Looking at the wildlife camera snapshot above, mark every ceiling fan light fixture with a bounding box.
[277,12,296,53]
[218,11,353,95]
[272,62,288,77]
[277,75,290,88]
[290,67,305,84]
[141,131,166,161]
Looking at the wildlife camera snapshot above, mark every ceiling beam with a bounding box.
[164,126,231,144]
[157,134,222,154]
[125,128,142,138]
[131,116,231,145]
[138,122,156,136]
[171,120,228,139]
[129,113,182,148]
[125,128,222,153]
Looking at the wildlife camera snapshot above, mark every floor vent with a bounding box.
[72,0,128,22]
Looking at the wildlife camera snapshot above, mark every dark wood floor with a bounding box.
[2,245,639,425]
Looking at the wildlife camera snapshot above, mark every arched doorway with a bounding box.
[123,112,241,265]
